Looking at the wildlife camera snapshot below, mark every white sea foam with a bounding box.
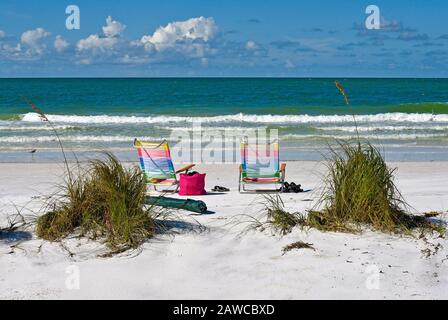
[0,125,79,131]
[20,112,448,125]
[154,126,269,131]
[282,133,447,140]
[1,132,446,144]
[318,125,448,132]
[160,125,448,133]
[0,135,152,143]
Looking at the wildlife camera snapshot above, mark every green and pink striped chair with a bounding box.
[239,140,286,193]
[134,139,195,193]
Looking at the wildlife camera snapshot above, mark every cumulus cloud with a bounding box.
[77,34,118,53]
[20,27,50,55]
[1,15,273,70]
[102,16,126,38]
[139,16,218,57]
[243,40,267,57]
[54,35,69,53]
[1,15,269,68]
[73,16,221,65]
[120,54,148,64]
[245,40,258,50]
[0,43,21,58]
[77,16,125,54]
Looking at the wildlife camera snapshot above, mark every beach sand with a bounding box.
[0,161,447,299]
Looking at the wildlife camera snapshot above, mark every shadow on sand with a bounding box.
[0,230,32,244]
[155,219,207,234]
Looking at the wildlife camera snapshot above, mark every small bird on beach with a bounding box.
[29,149,37,160]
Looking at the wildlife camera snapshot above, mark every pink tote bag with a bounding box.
[179,173,206,196]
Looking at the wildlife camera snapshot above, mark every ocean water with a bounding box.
[1,78,448,162]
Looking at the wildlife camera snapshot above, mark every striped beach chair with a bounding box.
[134,139,195,192]
[239,140,286,192]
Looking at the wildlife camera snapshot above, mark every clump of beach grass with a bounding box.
[22,100,165,255]
[36,153,158,254]
[260,141,445,237]
[282,241,315,255]
[262,195,307,235]
[312,140,445,235]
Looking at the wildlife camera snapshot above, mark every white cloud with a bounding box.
[140,16,218,56]
[20,27,50,55]
[77,58,92,65]
[0,43,21,57]
[0,30,5,38]
[245,40,259,50]
[54,35,69,53]
[121,54,148,64]
[102,16,126,38]
[1,15,269,68]
[242,40,267,58]
[77,34,118,53]
[77,16,124,54]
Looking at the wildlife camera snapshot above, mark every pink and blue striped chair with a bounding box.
[239,140,286,192]
[134,139,195,192]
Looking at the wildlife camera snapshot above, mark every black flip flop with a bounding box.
[212,185,230,192]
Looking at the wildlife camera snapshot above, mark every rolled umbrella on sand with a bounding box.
[144,196,207,214]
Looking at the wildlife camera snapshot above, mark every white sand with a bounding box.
[0,161,447,299]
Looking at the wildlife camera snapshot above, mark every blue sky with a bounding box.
[0,0,447,77]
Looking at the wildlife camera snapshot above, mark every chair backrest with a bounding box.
[134,139,176,183]
[240,141,280,179]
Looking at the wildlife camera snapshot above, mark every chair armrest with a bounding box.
[280,163,286,172]
[175,164,195,174]
[239,164,243,173]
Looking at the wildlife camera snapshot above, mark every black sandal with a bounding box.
[291,183,303,193]
[282,182,291,193]
[212,185,230,192]
[281,181,303,193]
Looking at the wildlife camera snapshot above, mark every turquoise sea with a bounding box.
[1,78,448,162]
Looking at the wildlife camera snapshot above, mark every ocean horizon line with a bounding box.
[2,76,448,80]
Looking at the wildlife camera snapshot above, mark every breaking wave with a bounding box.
[20,112,448,125]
